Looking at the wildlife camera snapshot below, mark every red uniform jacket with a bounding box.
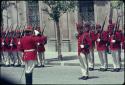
[17,38,23,51]
[89,31,96,49]
[1,37,10,52]
[109,31,122,50]
[122,34,125,49]
[0,37,2,52]
[96,31,108,51]
[78,32,91,56]
[35,35,47,52]
[20,35,43,61]
[8,37,18,52]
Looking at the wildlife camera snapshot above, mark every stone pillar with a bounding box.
[94,1,110,31]
[18,1,27,26]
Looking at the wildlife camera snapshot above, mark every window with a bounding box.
[26,1,40,27]
[79,1,95,23]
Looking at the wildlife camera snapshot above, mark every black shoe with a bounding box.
[111,69,117,72]
[79,76,88,80]
[116,68,121,72]
[82,76,89,80]
[102,68,107,71]
[79,76,85,80]
[25,73,32,84]
[5,65,10,67]
[89,68,94,71]
[99,68,103,71]
[10,64,14,66]
[42,65,45,67]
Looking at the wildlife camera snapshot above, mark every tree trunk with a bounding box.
[55,21,63,60]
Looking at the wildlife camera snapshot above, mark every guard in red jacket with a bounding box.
[96,24,108,71]
[84,23,94,71]
[34,27,47,67]
[109,27,122,72]
[76,22,91,80]
[19,26,44,84]
[2,32,10,66]
[122,33,125,58]
[9,30,20,66]
[16,30,24,66]
[107,19,115,54]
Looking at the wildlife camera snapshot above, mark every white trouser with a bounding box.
[118,48,121,67]
[37,52,45,65]
[79,53,89,76]
[0,52,5,64]
[3,51,10,65]
[88,49,94,68]
[111,50,120,69]
[98,50,108,69]
[25,60,36,73]
[8,51,18,65]
[17,51,24,65]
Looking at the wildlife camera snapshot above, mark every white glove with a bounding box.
[18,41,21,45]
[34,30,39,36]
[111,40,116,43]
[80,45,84,48]
[2,42,4,46]
[10,43,13,46]
[37,43,40,45]
[97,38,100,42]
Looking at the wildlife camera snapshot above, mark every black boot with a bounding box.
[25,73,32,84]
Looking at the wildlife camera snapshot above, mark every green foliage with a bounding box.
[111,0,123,9]
[42,1,77,22]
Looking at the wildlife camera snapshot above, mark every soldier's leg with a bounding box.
[4,51,10,66]
[18,52,24,66]
[88,49,94,70]
[116,50,120,71]
[98,51,105,69]
[102,50,108,70]
[13,51,19,66]
[0,52,5,66]
[41,52,45,66]
[37,52,41,66]
[0,52,3,65]
[9,52,14,66]
[111,50,117,71]
[25,60,36,84]
[79,53,89,79]
[118,48,121,68]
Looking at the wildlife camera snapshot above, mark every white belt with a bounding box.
[24,49,35,52]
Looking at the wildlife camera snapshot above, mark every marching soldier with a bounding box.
[8,30,19,66]
[2,31,10,66]
[76,22,91,80]
[84,23,95,71]
[107,19,115,54]
[122,32,125,57]
[16,30,24,66]
[96,24,108,71]
[109,23,122,72]
[34,27,47,67]
[19,26,44,84]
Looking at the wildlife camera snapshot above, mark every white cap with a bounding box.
[34,30,39,36]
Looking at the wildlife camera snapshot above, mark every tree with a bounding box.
[42,1,77,60]
[110,0,124,18]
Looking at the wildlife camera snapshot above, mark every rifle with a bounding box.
[9,25,19,48]
[112,16,120,40]
[100,15,107,39]
[41,23,46,35]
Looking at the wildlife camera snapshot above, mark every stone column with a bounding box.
[94,1,110,31]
